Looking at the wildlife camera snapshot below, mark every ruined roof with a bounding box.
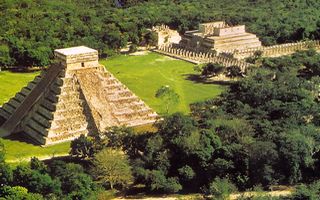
[54,46,97,56]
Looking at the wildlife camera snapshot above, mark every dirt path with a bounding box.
[113,190,293,200]
[6,153,69,163]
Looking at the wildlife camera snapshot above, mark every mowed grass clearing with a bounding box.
[0,71,40,105]
[2,139,70,164]
[102,52,225,114]
[0,52,224,163]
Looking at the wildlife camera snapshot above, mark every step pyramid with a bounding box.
[0,46,158,145]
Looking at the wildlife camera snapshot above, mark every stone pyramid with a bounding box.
[0,46,158,145]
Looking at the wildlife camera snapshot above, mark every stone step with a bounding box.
[34,75,43,81]
[31,112,51,128]
[52,116,87,127]
[46,91,80,103]
[55,99,83,110]
[37,106,54,120]
[53,110,84,120]
[209,33,259,43]
[15,93,26,102]
[106,88,131,95]
[49,82,79,96]
[104,83,123,89]
[114,103,147,111]
[46,128,88,144]
[217,41,262,51]
[108,96,138,103]
[0,108,10,119]
[20,87,32,96]
[7,98,21,109]
[119,118,157,127]
[55,77,74,86]
[26,82,37,91]
[49,121,88,133]
[27,118,48,136]
[24,126,47,145]
[214,39,261,48]
[2,103,16,114]
[115,109,155,120]
[41,99,57,112]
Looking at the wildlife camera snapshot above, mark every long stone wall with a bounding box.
[156,44,252,72]
[224,40,320,59]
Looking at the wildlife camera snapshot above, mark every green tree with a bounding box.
[146,170,182,193]
[248,141,279,187]
[0,162,13,186]
[155,85,180,114]
[70,134,94,159]
[279,131,316,184]
[0,44,12,67]
[48,161,97,199]
[92,148,133,190]
[0,186,43,200]
[30,157,47,174]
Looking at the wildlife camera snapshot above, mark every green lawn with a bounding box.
[102,52,225,114]
[0,52,225,163]
[2,139,70,163]
[0,71,39,105]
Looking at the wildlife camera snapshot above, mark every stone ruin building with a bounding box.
[152,25,181,46]
[179,21,262,53]
[0,46,158,145]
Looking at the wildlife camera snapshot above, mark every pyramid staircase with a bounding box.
[0,46,158,145]
[74,65,158,132]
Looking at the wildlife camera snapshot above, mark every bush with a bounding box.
[225,65,243,78]
[129,44,138,53]
[205,178,237,200]
[70,135,94,159]
[289,181,320,200]
[147,170,182,193]
[201,63,225,77]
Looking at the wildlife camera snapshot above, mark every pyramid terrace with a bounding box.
[180,21,262,52]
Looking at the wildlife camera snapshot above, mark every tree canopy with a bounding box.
[2,0,320,67]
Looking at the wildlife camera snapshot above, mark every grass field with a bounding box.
[0,52,225,163]
[102,52,225,114]
[2,138,70,164]
[0,71,39,105]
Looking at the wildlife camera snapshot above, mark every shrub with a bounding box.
[205,178,237,200]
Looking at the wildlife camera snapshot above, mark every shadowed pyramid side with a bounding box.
[0,64,63,138]
[21,70,94,145]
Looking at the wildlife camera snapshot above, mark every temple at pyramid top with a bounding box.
[0,46,158,145]
[54,46,99,69]
[180,21,262,52]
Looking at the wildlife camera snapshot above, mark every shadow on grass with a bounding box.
[3,131,40,145]
[2,67,43,73]
[184,74,234,86]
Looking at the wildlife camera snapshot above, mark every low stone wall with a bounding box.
[156,44,252,72]
[223,40,320,59]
